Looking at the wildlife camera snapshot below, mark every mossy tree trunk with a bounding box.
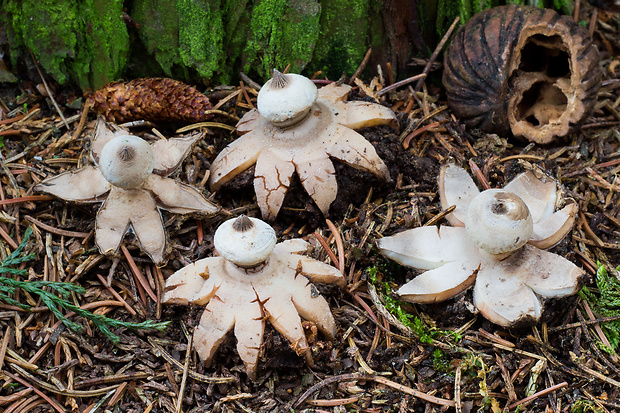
[0,0,573,91]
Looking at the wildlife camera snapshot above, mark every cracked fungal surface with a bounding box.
[377,164,583,327]
[36,118,218,265]
[209,71,396,220]
[163,216,345,378]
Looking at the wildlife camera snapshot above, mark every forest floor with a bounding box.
[0,4,620,413]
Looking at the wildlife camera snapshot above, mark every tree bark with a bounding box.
[0,0,573,91]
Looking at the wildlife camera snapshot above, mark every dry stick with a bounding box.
[313,232,339,270]
[0,325,11,371]
[154,265,164,319]
[4,395,41,413]
[9,363,121,397]
[589,7,598,38]
[0,113,26,125]
[349,48,373,85]
[30,53,68,129]
[74,371,159,389]
[575,309,620,377]
[548,314,620,331]
[423,205,455,227]
[96,274,137,316]
[120,245,157,302]
[306,395,362,407]
[415,16,460,92]
[351,293,381,325]
[403,121,442,149]
[0,388,33,407]
[239,81,255,109]
[0,195,53,206]
[581,299,618,362]
[175,334,193,413]
[3,370,66,413]
[0,225,18,249]
[148,338,235,384]
[573,0,581,23]
[376,73,427,97]
[325,219,345,274]
[25,215,90,238]
[495,353,517,402]
[508,382,567,410]
[468,159,491,190]
[107,381,128,408]
[454,364,462,413]
[0,149,20,193]
[212,90,243,111]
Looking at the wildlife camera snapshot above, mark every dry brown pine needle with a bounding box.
[88,77,212,123]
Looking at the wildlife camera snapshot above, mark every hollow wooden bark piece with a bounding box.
[443,5,601,143]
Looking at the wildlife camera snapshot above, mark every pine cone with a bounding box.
[88,78,212,123]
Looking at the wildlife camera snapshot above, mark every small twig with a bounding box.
[495,353,517,402]
[468,159,490,190]
[403,121,442,149]
[0,195,53,206]
[175,334,193,413]
[148,338,236,384]
[415,16,460,92]
[239,81,255,109]
[239,72,262,92]
[376,73,426,97]
[96,274,137,316]
[454,364,462,413]
[423,205,455,227]
[25,216,90,238]
[581,299,618,362]
[106,381,128,408]
[313,231,339,269]
[548,314,620,331]
[570,352,620,387]
[0,325,11,371]
[508,382,567,410]
[325,219,345,274]
[3,370,67,413]
[306,395,362,407]
[30,52,68,129]
[349,48,373,85]
[0,225,18,249]
[120,245,157,302]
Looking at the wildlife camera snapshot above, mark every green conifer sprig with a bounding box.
[0,227,169,344]
[580,262,620,351]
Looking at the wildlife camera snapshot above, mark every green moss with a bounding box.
[177,0,225,82]
[242,0,320,81]
[4,0,77,85]
[132,0,182,77]
[73,0,129,89]
[2,0,128,90]
[579,263,620,351]
[307,0,371,78]
[366,262,461,345]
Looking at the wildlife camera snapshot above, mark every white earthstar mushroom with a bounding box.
[438,164,577,249]
[163,215,346,378]
[35,117,219,265]
[209,70,396,221]
[378,164,583,327]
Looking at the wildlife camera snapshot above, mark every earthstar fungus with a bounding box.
[36,118,218,265]
[209,70,396,220]
[163,215,345,378]
[378,164,583,327]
